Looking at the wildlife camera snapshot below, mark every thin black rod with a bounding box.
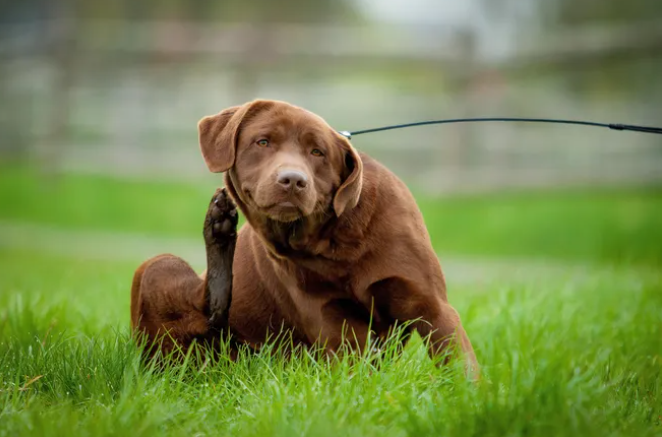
[339,118,662,139]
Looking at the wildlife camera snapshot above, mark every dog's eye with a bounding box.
[256,139,269,147]
[311,148,324,157]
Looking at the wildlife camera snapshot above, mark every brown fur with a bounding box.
[131,99,478,373]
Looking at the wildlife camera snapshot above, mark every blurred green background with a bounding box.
[1,0,662,279]
[1,3,662,436]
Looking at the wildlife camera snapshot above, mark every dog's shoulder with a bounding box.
[357,151,419,212]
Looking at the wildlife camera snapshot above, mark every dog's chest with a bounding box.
[273,257,364,309]
[296,270,352,299]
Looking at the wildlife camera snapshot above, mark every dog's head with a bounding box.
[198,100,363,223]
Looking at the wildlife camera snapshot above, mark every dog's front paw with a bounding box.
[204,188,238,247]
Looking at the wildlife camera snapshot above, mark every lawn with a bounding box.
[1,166,661,437]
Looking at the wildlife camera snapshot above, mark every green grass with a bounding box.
[1,249,660,437]
[0,166,216,238]
[1,166,661,436]
[419,189,662,265]
[2,165,662,264]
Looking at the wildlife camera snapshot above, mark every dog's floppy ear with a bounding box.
[198,100,273,173]
[333,137,364,216]
[198,106,241,173]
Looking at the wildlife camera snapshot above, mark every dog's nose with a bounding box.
[277,170,308,191]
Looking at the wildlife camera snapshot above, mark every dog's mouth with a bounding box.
[263,201,306,222]
[242,185,319,223]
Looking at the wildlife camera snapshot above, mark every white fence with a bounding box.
[1,20,661,193]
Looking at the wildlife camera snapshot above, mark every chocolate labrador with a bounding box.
[130,99,478,372]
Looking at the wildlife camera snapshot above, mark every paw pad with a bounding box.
[205,188,238,244]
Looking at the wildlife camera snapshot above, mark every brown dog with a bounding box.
[130,99,477,372]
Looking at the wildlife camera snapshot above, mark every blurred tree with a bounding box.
[479,0,662,29]
[479,0,662,105]
[71,0,358,23]
[174,0,361,103]
[190,0,359,23]
[547,0,662,105]
[539,0,662,27]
